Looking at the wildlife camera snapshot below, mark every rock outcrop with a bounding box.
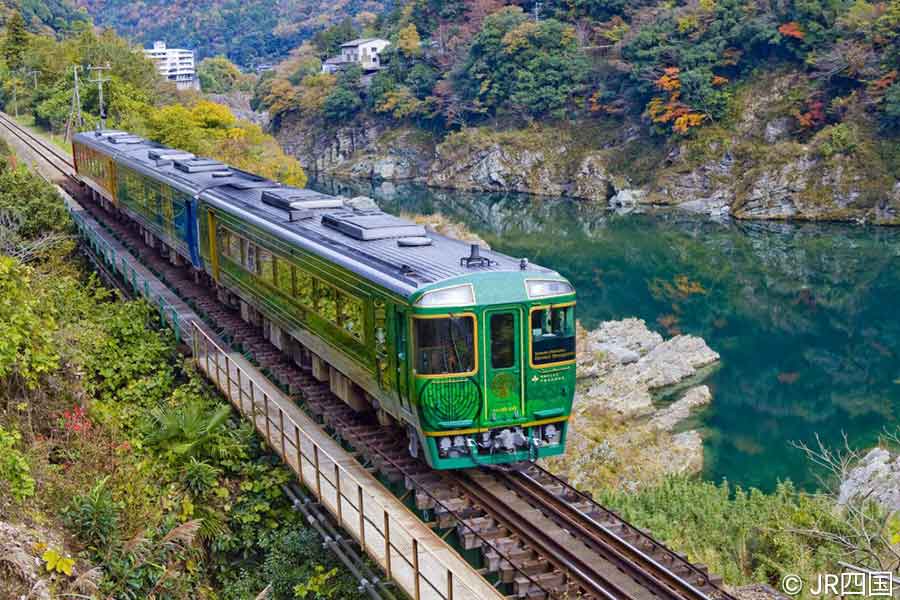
[578,318,720,417]
[549,318,719,491]
[838,447,900,511]
[273,70,897,225]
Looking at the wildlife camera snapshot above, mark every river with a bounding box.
[311,177,900,492]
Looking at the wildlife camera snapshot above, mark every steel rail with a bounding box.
[503,469,710,600]
[451,471,631,600]
[0,114,75,178]
[528,464,737,600]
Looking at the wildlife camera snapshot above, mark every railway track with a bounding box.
[1,114,738,600]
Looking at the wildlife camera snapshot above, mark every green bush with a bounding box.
[598,477,849,585]
[64,476,121,553]
[0,426,35,501]
[816,123,859,157]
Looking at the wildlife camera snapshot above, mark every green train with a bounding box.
[73,130,576,469]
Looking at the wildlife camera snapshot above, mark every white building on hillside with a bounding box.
[322,38,391,74]
[144,41,199,90]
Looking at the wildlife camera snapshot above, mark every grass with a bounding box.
[11,113,72,155]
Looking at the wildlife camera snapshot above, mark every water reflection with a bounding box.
[312,178,900,491]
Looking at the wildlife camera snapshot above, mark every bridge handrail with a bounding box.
[191,321,498,600]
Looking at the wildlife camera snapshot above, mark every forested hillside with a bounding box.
[1,0,87,35]
[73,0,393,65]
[261,0,900,223]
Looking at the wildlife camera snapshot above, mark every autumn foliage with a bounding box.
[794,96,827,129]
[778,22,805,40]
[646,68,707,134]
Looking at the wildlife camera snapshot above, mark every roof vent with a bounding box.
[149,149,195,161]
[288,209,313,222]
[261,188,343,210]
[110,135,143,144]
[228,181,275,191]
[322,212,427,241]
[174,159,228,173]
[460,243,496,268]
[398,236,432,247]
[211,170,233,178]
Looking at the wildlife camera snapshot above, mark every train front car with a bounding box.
[410,269,576,469]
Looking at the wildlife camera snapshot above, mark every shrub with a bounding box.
[64,476,121,553]
[0,426,35,501]
[815,123,859,157]
[598,477,849,585]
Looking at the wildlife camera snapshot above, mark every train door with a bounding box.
[395,308,410,411]
[484,308,523,423]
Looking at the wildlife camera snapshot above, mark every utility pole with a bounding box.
[25,69,38,89]
[65,65,84,142]
[11,79,18,119]
[88,62,110,129]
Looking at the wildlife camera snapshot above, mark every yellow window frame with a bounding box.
[528,301,577,369]
[411,312,479,379]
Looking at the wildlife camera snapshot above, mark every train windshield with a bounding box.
[531,304,576,366]
[414,315,476,375]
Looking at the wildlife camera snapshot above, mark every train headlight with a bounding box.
[438,437,452,457]
[415,284,475,307]
[542,424,559,445]
[526,279,574,299]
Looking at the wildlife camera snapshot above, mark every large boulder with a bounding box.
[838,447,900,511]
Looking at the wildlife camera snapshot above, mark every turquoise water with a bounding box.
[311,178,900,491]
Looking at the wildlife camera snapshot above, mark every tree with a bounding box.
[323,86,362,122]
[397,24,422,56]
[312,18,358,57]
[198,56,243,94]
[3,11,29,71]
[296,73,336,115]
[456,7,589,119]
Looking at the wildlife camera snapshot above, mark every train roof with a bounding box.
[73,130,562,297]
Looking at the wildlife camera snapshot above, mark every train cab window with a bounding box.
[530,304,576,366]
[258,249,275,285]
[414,316,475,375]
[490,313,516,369]
[295,270,314,306]
[275,258,294,296]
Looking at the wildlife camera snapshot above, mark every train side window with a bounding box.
[340,294,364,341]
[294,269,314,306]
[275,257,294,296]
[228,230,241,260]
[218,227,231,258]
[317,282,338,325]
[244,241,256,271]
[414,316,476,375]
[258,248,275,284]
[173,199,186,235]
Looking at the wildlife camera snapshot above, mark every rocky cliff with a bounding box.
[276,71,899,225]
[546,318,720,492]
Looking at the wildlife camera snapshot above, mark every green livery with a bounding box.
[73,130,576,469]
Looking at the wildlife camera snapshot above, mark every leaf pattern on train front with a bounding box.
[419,378,480,428]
